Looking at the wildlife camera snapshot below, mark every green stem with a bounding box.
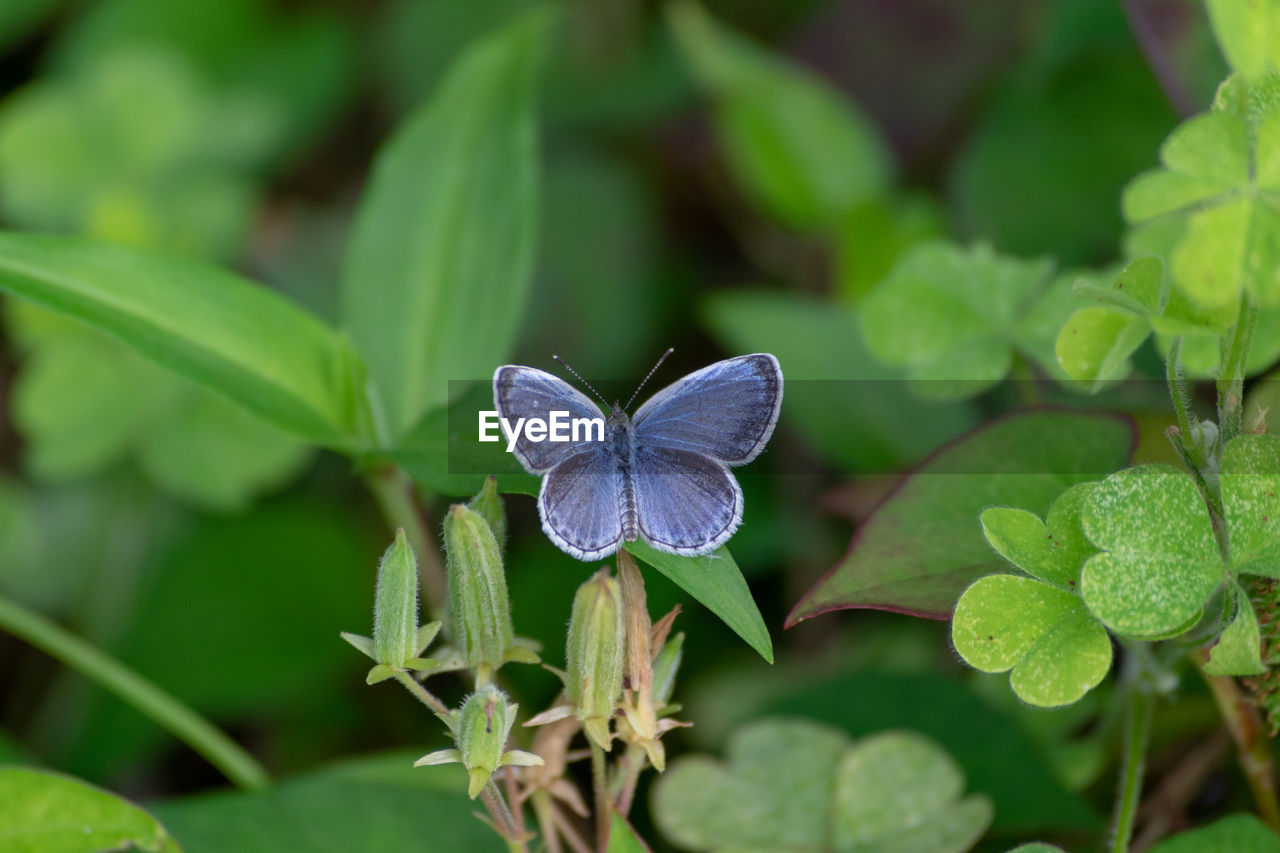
[1217,293,1260,446]
[1166,338,1201,463]
[590,740,612,853]
[1111,687,1153,853]
[1197,652,1280,832]
[481,779,526,848]
[366,466,446,616]
[0,595,269,791]
[392,670,450,717]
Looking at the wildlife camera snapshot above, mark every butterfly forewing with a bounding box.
[493,365,604,473]
[632,354,782,465]
[538,448,625,560]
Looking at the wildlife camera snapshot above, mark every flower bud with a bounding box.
[373,529,419,668]
[467,476,508,552]
[566,568,624,749]
[457,685,518,798]
[445,504,513,669]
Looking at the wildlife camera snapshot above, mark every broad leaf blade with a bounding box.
[0,766,181,853]
[625,540,772,663]
[789,411,1135,624]
[0,232,362,444]
[340,9,548,439]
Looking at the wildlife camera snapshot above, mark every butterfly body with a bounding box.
[493,354,782,561]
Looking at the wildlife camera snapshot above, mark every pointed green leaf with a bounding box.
[364,664,398,685]
[0,766,181,853]
[0,232,363,444]
[608,813,652,853]
[1205,581,1265,676]
[1080,466,1224,637]
[340,9,549,437]
[626,540,772,664]
[667,2,892,230]
[339,631,374,660]
[789,411,1134,623]
[1222,435,1280,576]
[953,575,1112,707]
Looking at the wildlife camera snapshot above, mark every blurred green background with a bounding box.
[0,0,1254,850]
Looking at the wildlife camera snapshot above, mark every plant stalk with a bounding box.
[1111,687,1153,853]
[392,670,450,717]
[0,595,269,791]
[365,465,446,615]
[1218,293,1260,446]
[590,740,612,853]
[1197,652,1280,832]
[481,779,527,850]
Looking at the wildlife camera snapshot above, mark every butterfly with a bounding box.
[493,353,783,560]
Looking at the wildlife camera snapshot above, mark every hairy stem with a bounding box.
[1197,652,1280,831]
[0,595,269,791]
[392,670,450,717]
[365,465,446,616]
[590,740,612,853]
[481,779,527,849]
[1111,687,1153,853]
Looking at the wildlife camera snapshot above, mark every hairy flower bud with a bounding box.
[457,685,518,798]
[373,529,419,668]
[445,504,513,669]
[566,568,624,749]
[467,476,508,552]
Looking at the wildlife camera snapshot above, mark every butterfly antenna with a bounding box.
[552,354,608,406]
[624,347,675,410]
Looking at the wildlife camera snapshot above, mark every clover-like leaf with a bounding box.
[1123,73,1280,309]
[1205,581,1265,676]
[860,242,1057,399]
[953,575,1112,707]
[1222,434,1280,576]
[1055,307,1150,390]
[1206,0,1280,80]
[981,482,1098,590]
[652,718,991,853]
[1080,466,1225,637]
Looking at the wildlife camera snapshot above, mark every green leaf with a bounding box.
[1122,79,1280,309]
[652,718,990,853]
[789,411,1135,623]
[1206,0,1280,79]
[340,8,548,439]
[0,766,181,853]
[1148,813,1280,853]
[953,575,1112,707]
[860,242,1055,399]
[152,751,503,851]
[834,195,944,305]
[1222,434,1280,576]
[1073,256,1164,316]
[385,381,540,498]
[608,813,652,853]
[625,540,772,664]
[1080,465,1225,637]
[1054,306,1150,390]
[980,483,1098,590]
[0,232,364,444]
[666,2,892,230]
[1205,581,1265,676]
[700,289,978,472]
[1013,270,1117,384]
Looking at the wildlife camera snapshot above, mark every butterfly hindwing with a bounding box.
[494,365,604,473]
[632,354,782,465]
[633,444,742,556]
[537,447,625,560]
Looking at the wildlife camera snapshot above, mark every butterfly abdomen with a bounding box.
[608,412,639,542]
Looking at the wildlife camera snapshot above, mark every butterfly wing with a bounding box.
[538,447,625,560]
[632,444,741,556]
[494,365,605,474]
[632,353,782,465]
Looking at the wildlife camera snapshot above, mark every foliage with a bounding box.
[2,1,1280,852]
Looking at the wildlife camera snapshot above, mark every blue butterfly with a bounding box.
[493,353,783,560]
